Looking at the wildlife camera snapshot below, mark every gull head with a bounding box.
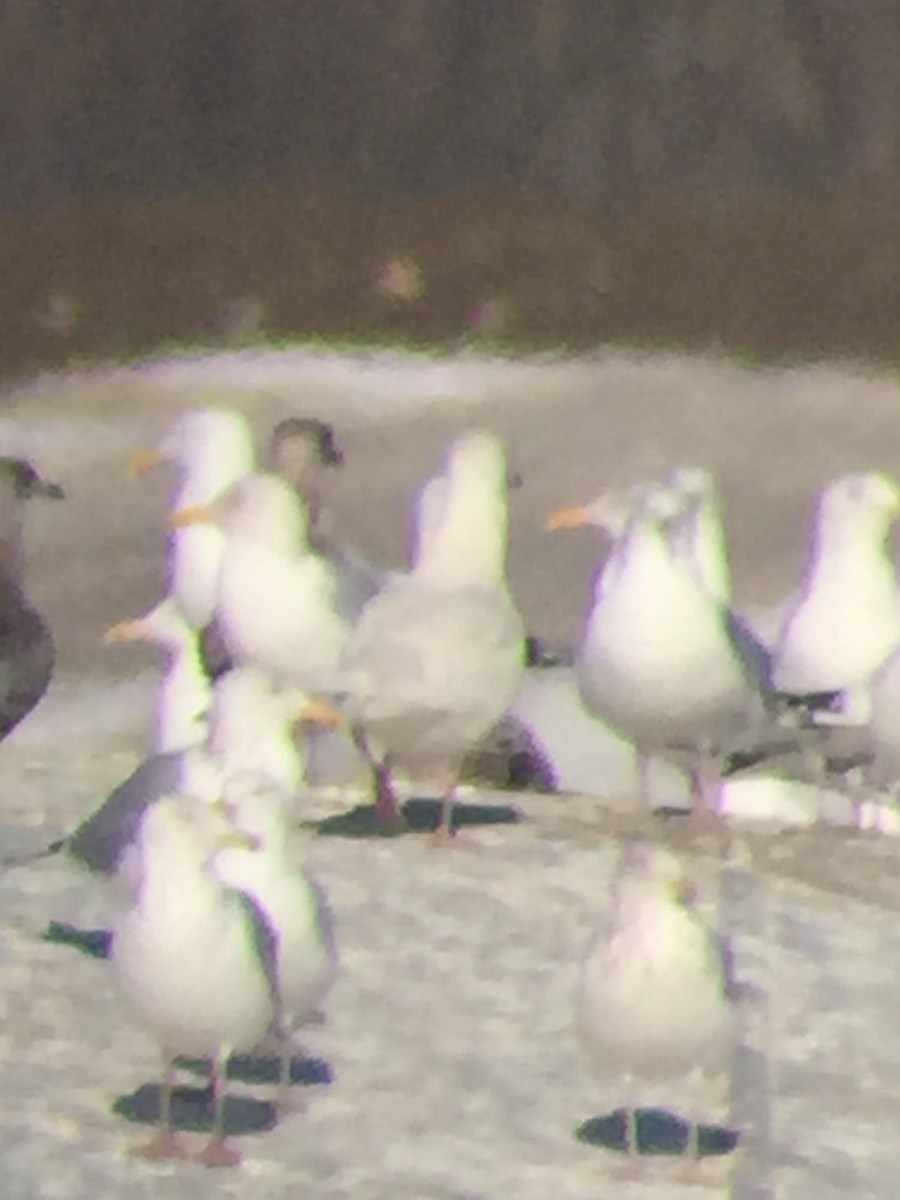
[130,409,249,482]
[668,466,715,503]
[611,840,697,910]
[547,482,679,536]
[444,430,513,494]
[213,775,293,856]
[269,417,344,481]
[172,473,309,552]
[818,471,900,539]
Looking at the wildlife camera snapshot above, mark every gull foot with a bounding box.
[129,1129,192,1161]
[609,1154,647,1183]
[196,1138,242,1169]
[672,1158,730,1189]
[274,1086,307,1122]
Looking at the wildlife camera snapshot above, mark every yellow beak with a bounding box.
[170,505,213,528]
[129,448,163,476]
[546,504,590,532]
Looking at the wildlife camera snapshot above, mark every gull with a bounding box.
[866,645,900,791]
[199,415,354,678]
[0,457,65,742]
[132,408,257,628]
[172,475,348,694]
[104,598,211,752]
[267,416,387,620]
[549,484,766,821]
[110,794,278,1167]
[771,472,900,723]
[337,430,526,837]
[211,778,338,1113]
[576,840,734,1179]
[14,668,338,879]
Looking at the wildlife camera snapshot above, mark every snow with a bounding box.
[1,341,900,1196]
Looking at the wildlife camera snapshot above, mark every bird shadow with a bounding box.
[113,1083,275,1137]
[113,1053,333,1136]
[176,1051,333,1088]
[308,796,523,839]
[575,1108,739,1159]
[41,920,111,959]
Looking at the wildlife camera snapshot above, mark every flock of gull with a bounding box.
[3,405,900,1173]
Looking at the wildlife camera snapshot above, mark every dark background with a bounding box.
[2,0,900,380]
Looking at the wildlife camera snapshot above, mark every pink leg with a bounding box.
[130,1057,191,1161]
[689,756,726,829]
[351,724,405,830]
[636,750,655,809]
[196,1052,242,1169]
[610,1106,645,1181]
[429,778,464,846]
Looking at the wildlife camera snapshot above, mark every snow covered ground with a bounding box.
[1,344,900,1197]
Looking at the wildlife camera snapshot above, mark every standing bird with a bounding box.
[771,472,900,721]
[549,484,765,822]
[576,841,734,1178]
[173,475,348,694]
[212,780,338,1114]
[19,667,334,880]
[110,795,278,1167]
[0,457,65,742]
[338,430,526,837]
[131,408,256,629]
[199,416,353,679]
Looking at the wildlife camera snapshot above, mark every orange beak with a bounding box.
[102,618,147,645]
[129,448,163,476]
[297,698,344,729]
[546,504,590,532]
[170,505,213,528]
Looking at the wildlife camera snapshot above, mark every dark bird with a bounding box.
[0,457,65,742]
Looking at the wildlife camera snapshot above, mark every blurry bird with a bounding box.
[211,779,338,1113]
[771,472,900,723]
[338,430,526,837]
[0,456,65,743]
[576,840,734,1178]
[549,483,766,822]
[110,795,278,1167]
[131,408,256,629]
[173,475,348,694]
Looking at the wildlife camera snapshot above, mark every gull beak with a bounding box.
[676,875,698,907]
[217,828,260,851]
[102,618,147,645]
[546,504,590,531]
[298,698,344,729]
[129,448,163,476]
[208,798,261,850]
[170,505,213,528]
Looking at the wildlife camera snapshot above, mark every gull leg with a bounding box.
[130,1056,191,1161]
[689,755,727,831]
[610,1105,646,1181]
[636,750,655,810]
[351,724,405,830]
[430,780,459,846]
[196,1050,241,1169]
